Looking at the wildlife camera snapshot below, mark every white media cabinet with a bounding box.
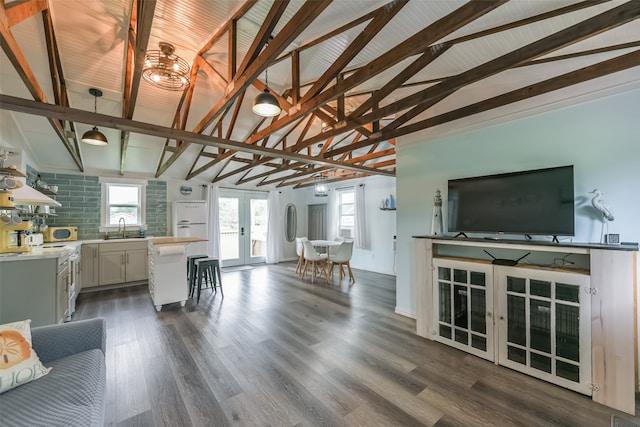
[412,236,638,414]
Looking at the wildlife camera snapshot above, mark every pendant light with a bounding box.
[82,88,108,146]
[314,175,328,197]
[252,66,281,117]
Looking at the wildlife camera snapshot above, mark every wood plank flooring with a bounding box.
[74,262,640,427]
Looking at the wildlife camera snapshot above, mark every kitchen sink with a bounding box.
[103,236,147,240]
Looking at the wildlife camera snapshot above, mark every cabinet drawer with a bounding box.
[99,240,148,253]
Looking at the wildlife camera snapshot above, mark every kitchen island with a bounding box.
[147,237,207,311]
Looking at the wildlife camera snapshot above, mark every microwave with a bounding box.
[43,226,78,242]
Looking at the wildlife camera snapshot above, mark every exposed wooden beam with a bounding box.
[159,0,332,178]
[0,9,83,170]
[192,1,332,134]
[120,0,156,174]
[228,19,237,80]
[155,0,257,177]
[348,44,450,119]
[309,0,640,152]
[327,48,640,157]
[286,172,372,189]
[445,0,608,46]
[291,49,300,105]
[383,0,640,132]
[197,0,258,56]
[0,94,394,177]
[3,0,46,27]
[244,0,506,146]
[299,0,407,104]
[235,0,289,76]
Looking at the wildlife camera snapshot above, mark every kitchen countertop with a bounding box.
[0,236,206,261]
[148,237,207,245]
[0,245,75,261]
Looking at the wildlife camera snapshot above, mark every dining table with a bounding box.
[304,240,342,281]
[309,239,342,257]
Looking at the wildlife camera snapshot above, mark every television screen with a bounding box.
[447,165,574,236]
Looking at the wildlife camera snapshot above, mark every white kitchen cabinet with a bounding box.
[82,244,100,287]
[98,240,148,286]
[99,251,126,285]
[125,248,148,282]
[147,239,200,311]
[0,254,70,327]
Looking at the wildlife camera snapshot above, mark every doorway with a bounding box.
[218,190,268,267]
[308,204,327,241]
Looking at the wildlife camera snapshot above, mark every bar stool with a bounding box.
[187,254,208,296]
[194,258,223,302]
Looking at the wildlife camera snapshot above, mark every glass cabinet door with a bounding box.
[433,259,494,361]
[497,267,591,395]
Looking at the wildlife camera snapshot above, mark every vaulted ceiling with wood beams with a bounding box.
[1,0,639,189]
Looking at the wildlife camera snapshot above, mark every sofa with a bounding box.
[0,318,107,427]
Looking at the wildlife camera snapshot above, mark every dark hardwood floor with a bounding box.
[74,262,639,427]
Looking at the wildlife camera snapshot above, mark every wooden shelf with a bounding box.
[35,187,57,196]
[0,167,26,178]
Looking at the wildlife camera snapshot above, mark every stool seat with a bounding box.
[187,255,208,296]
[193,257,223,302]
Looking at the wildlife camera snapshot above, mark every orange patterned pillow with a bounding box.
[0,320,51,394]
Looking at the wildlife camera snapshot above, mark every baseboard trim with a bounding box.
[395,307,416,319]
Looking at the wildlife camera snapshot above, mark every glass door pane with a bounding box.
[219,195,242,266]
[250,198,268,259]
[219,191,268,266]
[432,259,493,361]
[498,268,591,395]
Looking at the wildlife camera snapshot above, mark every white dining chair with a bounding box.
[328,240,355,283]
[302,240,327,283]
[295,237,308,276]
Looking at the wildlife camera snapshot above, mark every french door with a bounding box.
[218,190,268,267]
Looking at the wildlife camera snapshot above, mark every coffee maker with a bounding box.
[0,201,33,253]
[0,218,32,253]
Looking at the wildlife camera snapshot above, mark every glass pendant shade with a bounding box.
[82,127,109,146]
[314,175,328,197]
[252,89,281,117]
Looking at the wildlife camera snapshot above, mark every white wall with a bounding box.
[295,175,397,275]
[396,88,640,317]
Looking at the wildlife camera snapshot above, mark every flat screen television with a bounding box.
[447,165,574,236]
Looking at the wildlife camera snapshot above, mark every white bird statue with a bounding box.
[590,189,614,221]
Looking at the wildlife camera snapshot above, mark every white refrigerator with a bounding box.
[172,200,209,256]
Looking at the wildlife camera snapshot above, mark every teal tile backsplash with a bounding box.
[31,170,167,240]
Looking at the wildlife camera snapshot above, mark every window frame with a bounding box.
[99,177,147,232]
[337,187,355,238]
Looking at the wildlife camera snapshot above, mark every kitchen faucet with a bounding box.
[118,217,126,238]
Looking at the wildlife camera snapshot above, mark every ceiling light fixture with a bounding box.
[81,88,108,146]
[314,175,328,197]
[143,42,190,91]
[252,65,281,117]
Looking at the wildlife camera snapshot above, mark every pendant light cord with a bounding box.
[94,93,97,114]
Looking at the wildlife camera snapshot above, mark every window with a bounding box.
[100,178,146,230]
[338,188,355,238]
